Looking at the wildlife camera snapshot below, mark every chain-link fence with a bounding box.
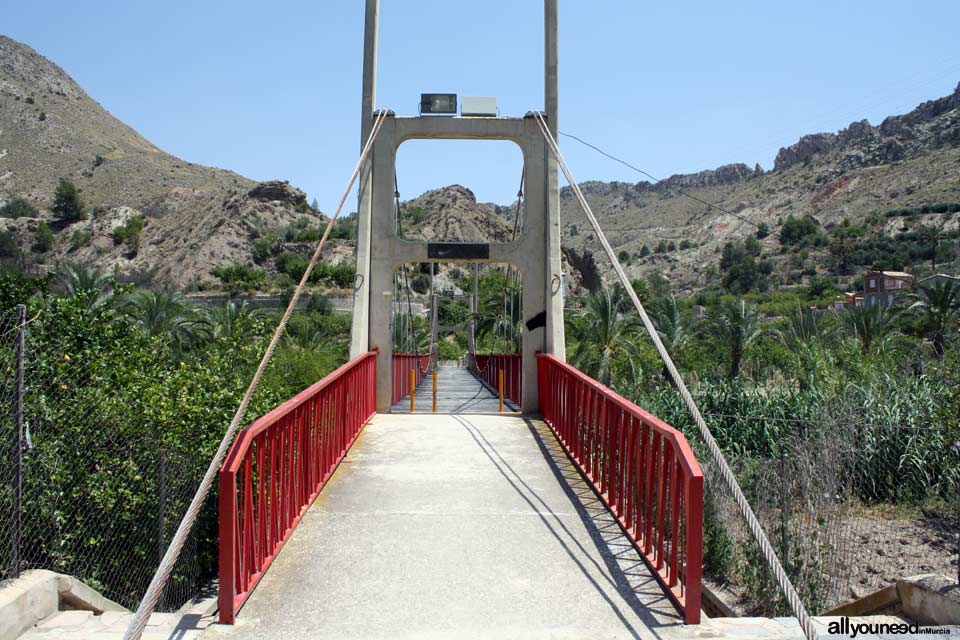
[698,416,959,615]
[0,303,213,611]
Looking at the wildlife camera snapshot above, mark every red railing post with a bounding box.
[684,474,704,623]
[217,468,238,624]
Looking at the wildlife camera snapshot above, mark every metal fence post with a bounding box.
[780,452,789,563]
[11,304,26,579]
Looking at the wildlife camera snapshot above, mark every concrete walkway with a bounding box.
[391,366,519,414]
[202,414,681,639]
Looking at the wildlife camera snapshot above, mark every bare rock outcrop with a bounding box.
[247,181,306,206]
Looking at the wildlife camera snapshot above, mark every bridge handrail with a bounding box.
[536,354,703,623]
[391,352,431,405]
[218,351,377,623]
[470,352,522,406]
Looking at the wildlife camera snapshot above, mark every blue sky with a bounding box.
[4,1,959,212]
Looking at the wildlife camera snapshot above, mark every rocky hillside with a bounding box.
[0,35,322,288]
[2,33,957,297]
[560,82,960,293]
[399,184,515,243]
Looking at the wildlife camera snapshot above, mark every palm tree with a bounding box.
[704,299,762,379]
[203,300,263,341]
[647,294,689,381]
[570,287,639,386]
[124,290,208,351]
[52,264,114,309]
[909,280,960,358]
[840,302,901,355]
[777,306,835,389]
[474,281,523,353]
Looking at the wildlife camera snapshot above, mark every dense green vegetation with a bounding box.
[884,202,960,217]
[0,265,351,607]
[564,279,960,614]
[719,237,773,293]
[779,214,826,248]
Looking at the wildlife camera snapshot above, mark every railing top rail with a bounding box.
[222,350,377,475]
[537,353,703,478]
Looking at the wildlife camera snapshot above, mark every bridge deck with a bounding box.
[391,365,519,414]
[203,413,682,639]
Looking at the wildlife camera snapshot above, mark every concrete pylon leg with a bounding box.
[349,0,379,358]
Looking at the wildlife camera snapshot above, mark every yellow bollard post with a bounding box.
[498,369,504,413]
[432,368,438,413]
[410,368,415,413]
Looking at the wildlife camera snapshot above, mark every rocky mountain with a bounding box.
[0,35,319,288]
[399,185,515,243]
[2,32,957,297]
[559,82,960,293]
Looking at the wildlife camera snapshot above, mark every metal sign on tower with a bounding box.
[349,0,565,413]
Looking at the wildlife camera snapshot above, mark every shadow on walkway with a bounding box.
[453,414,683,640]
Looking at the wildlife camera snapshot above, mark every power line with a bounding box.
[559,131,779,239]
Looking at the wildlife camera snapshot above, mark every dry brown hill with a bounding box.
[3,32,958,297]
[559,83,960,294]
[0,35,315,288]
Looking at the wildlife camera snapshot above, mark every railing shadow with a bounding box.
[452,414,683,639]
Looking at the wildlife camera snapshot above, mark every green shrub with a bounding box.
[438,335,466,360]
[329,216,356,240]
[70,229,92,251]
[1,197,39,219]
[52,179,85,221]
[274,252,310,281]
[779,215,826,248]
[32,222,54,253]
[112,215,145,254]
[0,229,20,259]
[211,264,267,292]
[273,252,355,289]
[252,236,280,264]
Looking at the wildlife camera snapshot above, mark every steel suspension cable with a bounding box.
[123,109,389,640]
[533,112,819,640]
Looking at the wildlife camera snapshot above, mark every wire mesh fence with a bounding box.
[696,415,959,615]
[0,303,214,611]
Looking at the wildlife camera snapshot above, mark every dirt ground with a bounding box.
[706,507,958,615]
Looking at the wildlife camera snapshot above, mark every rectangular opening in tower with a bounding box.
[394,139,524,244]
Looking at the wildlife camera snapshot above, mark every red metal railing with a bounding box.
[218,351,377,623]
[391,353,431,405]
[471,353,522,406]
[536,354,704,623]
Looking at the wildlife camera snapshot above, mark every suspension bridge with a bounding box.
[3,2,952,640]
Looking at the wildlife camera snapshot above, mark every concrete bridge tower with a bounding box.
[349,0,565,413]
